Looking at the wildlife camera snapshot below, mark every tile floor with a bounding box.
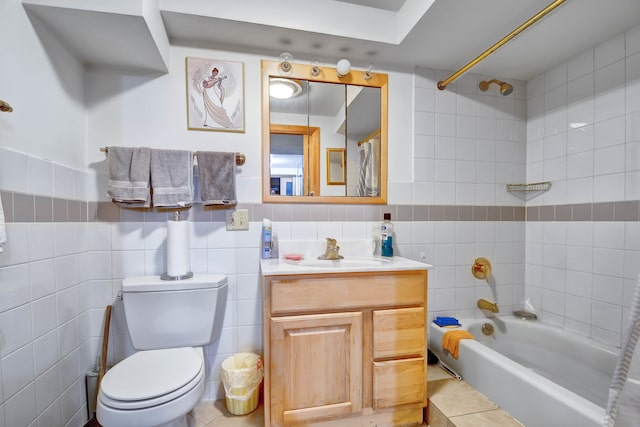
[427,365,523,427]
[189,366,523,427]
[191,399,264,427]
[84,400,264,427]
[87,367,522,427]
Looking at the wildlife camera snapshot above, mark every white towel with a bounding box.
[357,140,379,197]
[370,136,380,193]
[357,142,371,196]
[0,196,6,252]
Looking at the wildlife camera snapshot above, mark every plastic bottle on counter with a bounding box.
[380,213,394,257]
[271,233,279,259]
[261,219,272,259]
[372,225,382,256]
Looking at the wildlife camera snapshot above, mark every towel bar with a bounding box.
[100,147,246,166]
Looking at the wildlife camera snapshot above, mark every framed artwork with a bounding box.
[185,57,245,132]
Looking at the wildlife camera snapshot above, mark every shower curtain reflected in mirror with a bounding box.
[357,134,380,197]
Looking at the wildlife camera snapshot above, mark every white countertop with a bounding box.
[260,256,432,276]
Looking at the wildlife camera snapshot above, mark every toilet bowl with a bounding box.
[96,274,228,427]
[97,347,205,427]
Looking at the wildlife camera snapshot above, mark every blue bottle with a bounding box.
[381,213,394,257]
[261,219,272,259]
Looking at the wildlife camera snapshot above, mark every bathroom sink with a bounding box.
[288,257,393,269]
[261,253,431,276]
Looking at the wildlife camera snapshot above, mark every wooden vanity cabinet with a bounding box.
[262,270,428,427]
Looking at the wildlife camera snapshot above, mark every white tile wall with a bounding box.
[0,152,100,426]
[526,219,640,346]
[0,148,88,201]
[525,25,640,346]
[414,69,527,207]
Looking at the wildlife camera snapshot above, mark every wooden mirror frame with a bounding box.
[262,59,388,204]
[326,148,346,185]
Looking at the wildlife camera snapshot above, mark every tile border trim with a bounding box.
[2,191,639,223]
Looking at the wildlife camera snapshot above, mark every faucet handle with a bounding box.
[472,257,492,283]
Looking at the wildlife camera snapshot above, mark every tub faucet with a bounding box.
[477,298,499,313]
[318,238,343,260]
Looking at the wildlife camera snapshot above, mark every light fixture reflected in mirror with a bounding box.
[279,52,293,73]
[336,59,351,77]
[269,78,302,99]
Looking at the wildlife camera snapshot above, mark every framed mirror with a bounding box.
[326,148,345,185]
[261,60,388,204]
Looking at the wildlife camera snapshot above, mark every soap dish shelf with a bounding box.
[506,181,551,200]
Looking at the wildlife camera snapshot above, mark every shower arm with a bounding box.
[479,79,503,91]
[437,0,566,91]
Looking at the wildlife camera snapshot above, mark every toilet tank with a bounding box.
[122,274,228,350]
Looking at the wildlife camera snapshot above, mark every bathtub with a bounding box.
[429,317,618,427]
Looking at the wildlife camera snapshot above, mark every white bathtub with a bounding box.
[429,317,618,427]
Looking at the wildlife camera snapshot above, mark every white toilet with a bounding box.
[97,274,228,427]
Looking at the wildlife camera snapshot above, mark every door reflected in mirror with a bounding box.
[262,60,388,204]
[269,124,319,196]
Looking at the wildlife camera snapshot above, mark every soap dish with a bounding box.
[284,254,304,261]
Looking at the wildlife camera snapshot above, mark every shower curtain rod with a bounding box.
[99,146,246,166]
[357,128,381,146]
[437,0,566,91]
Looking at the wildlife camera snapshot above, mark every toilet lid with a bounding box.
[101,347,203,402]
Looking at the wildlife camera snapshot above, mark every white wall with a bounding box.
[0,1,93,426]
[84,46,413,203]
[524,25,640,347]
[0,0,86,171]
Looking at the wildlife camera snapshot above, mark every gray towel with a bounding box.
[196,151,237,206]
[107,146,151,207]
[150,149,194,207]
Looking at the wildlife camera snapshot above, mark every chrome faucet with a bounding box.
[477,298,499,313]
[318,238,343,260]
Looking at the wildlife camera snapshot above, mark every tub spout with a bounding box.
[477,298,499,313]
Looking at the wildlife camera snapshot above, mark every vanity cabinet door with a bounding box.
[372,358,425,409]
[270,312,363,426]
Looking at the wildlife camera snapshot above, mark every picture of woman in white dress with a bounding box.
[186,58,244,132]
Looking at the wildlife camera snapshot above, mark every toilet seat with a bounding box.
[100,347,203,410]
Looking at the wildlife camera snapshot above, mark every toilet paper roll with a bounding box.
[167,220,190,277]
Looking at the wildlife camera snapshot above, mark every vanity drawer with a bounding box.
[269,271,426,314]
[373,307,425,359]
[372,358,425,409]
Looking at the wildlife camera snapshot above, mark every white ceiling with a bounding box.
[336,0,407,12]
[23,0,640,82]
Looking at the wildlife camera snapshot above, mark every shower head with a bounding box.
[479,79,513,96]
